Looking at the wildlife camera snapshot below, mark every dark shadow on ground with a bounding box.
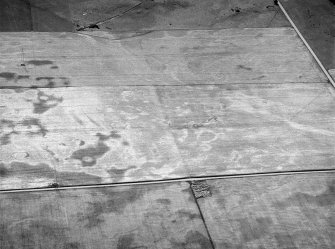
[29,0,74,31]
[1,0,289,32]
[0,0,73,32]
[280,0,335,70]
[0,0,32,31]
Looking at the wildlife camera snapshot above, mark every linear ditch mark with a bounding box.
[188,180,216,249]
[0,168,334,194]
